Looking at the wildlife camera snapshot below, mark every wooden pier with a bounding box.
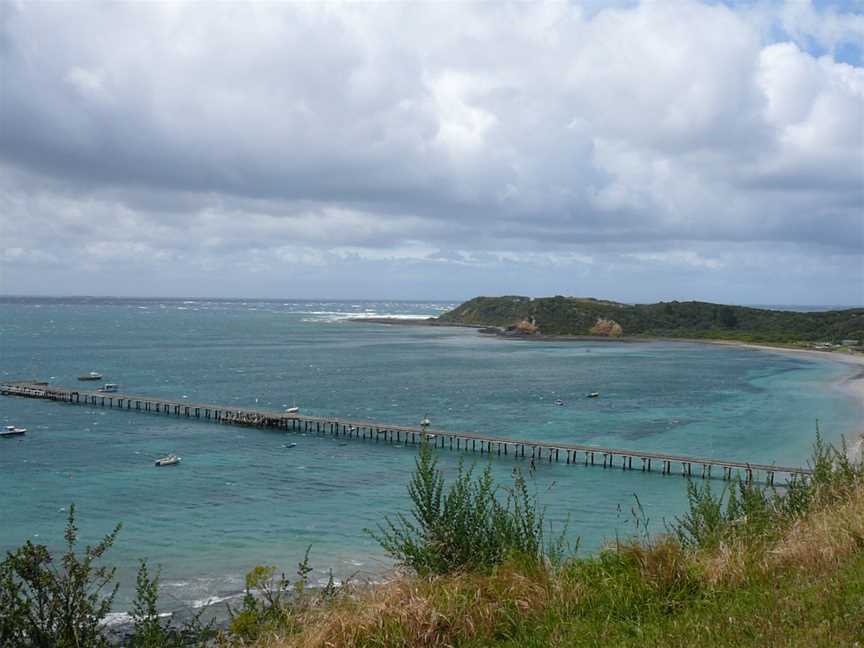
[1,381,813,484]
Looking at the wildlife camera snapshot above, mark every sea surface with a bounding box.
[0,297,860,614]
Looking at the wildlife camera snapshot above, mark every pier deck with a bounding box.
[1,381,812,484]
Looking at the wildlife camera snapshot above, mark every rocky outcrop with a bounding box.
[589,318,623,337]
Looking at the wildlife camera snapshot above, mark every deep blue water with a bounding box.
[0,297,860,613]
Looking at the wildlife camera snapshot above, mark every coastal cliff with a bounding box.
[436,296,864,344]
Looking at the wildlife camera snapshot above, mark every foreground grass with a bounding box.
[250,478,864,648]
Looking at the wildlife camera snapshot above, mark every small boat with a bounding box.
[586,392,600,398]
[283,442,297,449]
[78,372,103,381]
[1,425,27,437]
[155,454,181,467]
[97,383,118,393]
[285,406,299,414]
[554,399,566,406]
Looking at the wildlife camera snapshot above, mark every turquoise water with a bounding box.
[0,297,860,612]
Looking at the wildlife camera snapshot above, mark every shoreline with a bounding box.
[701,340,864,463]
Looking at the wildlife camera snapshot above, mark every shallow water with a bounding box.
[0,297,859,611]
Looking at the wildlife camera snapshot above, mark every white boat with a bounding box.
[586,392,600,398]
[155,454,181,467]
[554,399,566,406]
[285,406,299,414]
[97,383,118,393]
[78,372,103,381]
[1,425,27,437]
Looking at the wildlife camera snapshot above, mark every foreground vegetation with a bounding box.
[2,437,862,647]
[437,295,864,344]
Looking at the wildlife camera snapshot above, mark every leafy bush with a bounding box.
[0,505,119,648]
[368,439,565,575]
[226,546,327,642]
[0,508,213,648]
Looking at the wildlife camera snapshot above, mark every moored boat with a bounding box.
[285,406,299,414]
[155,454,181,467]
[97,383,118,393]
[1,425,27,437]
[78,372,103,381]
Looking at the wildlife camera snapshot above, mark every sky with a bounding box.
[0,0,862,305]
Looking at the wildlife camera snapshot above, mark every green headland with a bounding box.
[434,296,864,346]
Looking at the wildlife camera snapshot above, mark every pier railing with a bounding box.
[1,381,813,484]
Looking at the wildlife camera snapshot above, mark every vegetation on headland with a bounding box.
[1,437,862,647]
[436,295,864,345]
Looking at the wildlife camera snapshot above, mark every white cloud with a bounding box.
[0,0,861,302]
[627,250,724,270]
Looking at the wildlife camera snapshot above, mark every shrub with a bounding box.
[127,560,214,648]
[0,505,119,648]
[226,546,320,642]
[672,432,864,552]
[671,478,775,550]
[368,439,565,575]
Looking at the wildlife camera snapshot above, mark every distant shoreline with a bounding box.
[350,316,864,353]
[350,317,651,342]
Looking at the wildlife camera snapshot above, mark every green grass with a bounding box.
[482,550,864,648]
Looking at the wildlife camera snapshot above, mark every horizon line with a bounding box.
[0,294,861,310]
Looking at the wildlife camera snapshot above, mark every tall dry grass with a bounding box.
[253,563,560,648]
[692,481,864,587]
[767,479,864,573]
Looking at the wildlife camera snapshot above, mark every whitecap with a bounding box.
[189,593,239,608]
[102,612,133,627]
[103,611,171,627]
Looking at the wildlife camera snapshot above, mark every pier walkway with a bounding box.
[1,381,813,484]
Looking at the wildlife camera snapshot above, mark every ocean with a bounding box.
[0,297,860,614]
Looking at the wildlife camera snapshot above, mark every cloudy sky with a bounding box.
[1,0,862,304]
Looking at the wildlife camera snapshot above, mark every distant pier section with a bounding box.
[1,381,813,485]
